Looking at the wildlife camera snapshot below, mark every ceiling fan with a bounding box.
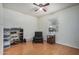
[33,3,50,12]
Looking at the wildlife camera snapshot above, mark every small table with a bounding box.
[47,35,55,44]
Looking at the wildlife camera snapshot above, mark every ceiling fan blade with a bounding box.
[35,9,38,11]
[44,3,50,6]
[43,8,47,12]
[33,3,39,6]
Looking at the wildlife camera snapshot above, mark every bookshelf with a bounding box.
[3,28,23,48]
[3,28,10,48]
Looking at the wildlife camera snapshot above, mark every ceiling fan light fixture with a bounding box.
[39,8,43,11]
[33,3,50,12]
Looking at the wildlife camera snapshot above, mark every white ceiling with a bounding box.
[3,3,79,17]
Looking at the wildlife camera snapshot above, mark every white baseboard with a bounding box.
[56,42,79,49]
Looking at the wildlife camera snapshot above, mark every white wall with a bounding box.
[40,5,79,48]
[4,8,38,41]
[0,4,3,55]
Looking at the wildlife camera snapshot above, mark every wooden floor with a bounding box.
[4,41,79,55]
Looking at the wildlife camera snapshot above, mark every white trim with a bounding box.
[56,41,79,49]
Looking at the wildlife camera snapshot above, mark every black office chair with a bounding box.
[33,32,43,43]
